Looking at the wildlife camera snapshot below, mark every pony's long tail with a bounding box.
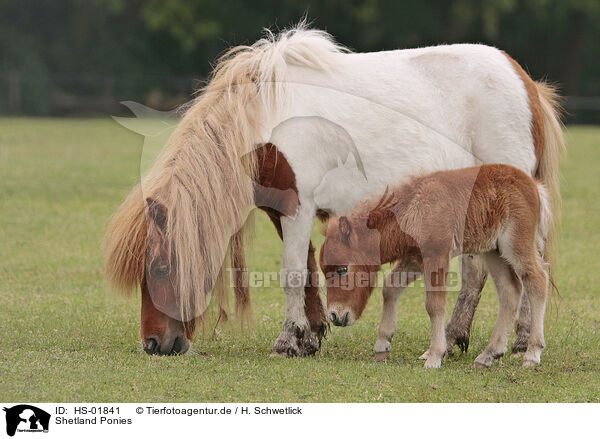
[534,81,566,267]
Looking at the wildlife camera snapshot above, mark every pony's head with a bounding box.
[105,54,261,355]
[319,212,382,326]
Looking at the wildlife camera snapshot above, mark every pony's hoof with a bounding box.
[374,352,389,362]
[270,351,290,358]
[299,332,320,357]
[511,337,529,356]
[446,327,471,353]
[455,335,470,353]
[271,323,304,358]
[419,350,430,360]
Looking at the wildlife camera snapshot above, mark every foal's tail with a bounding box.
[534,81,566,266]
[535,183,552,256]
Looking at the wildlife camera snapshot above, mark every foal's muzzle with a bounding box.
[143,335,190,356]
[330,310,350,327]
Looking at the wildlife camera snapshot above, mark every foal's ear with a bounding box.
[146,198,168,232]
[367,211,381,229]
[339,216,352,244]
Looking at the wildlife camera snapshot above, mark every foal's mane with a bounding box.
[104,23,348,320]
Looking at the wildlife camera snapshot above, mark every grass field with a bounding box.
[1,118,599,402]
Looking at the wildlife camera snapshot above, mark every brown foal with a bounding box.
[320,164,551,368]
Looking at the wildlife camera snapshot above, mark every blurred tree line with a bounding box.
[1,0,599,122]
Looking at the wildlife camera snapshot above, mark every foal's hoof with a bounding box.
[474,351,504,368]
[424,356,442,369]
[374,352,389,362]
[474,355,493,368]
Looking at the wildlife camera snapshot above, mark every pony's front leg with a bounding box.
[374,262,421,361]
[271,207,318,357]
[305,241,328,345]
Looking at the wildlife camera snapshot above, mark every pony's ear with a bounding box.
[146,198,167,232]
[339,216,352,244]
[343,152,357,169]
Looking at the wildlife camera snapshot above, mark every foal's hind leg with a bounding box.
[521,264,548,367]
[474,252,522,368]
[445,254,488,354]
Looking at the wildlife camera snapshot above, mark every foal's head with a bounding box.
[319,213,382,327]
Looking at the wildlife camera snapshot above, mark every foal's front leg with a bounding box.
[374,262,421,361]
[422,256,449,369]
[271,207,318,357]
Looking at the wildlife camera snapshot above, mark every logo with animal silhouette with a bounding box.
[3,405,50,436]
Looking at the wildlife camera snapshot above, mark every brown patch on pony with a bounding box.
[252,143,299,217]
[502,51,544,172]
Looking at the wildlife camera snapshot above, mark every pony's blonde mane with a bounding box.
[104,23,348,321]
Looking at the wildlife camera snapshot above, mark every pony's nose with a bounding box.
[330,310,350,327]
[170,335,190,355]
[143,336,160,355]
[143,335,190,356]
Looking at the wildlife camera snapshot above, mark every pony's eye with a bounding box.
[336,266,349,276]
[154,264,170,277]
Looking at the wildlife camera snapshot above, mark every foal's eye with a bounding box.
[336,266,349,276]
[153,264,170,277]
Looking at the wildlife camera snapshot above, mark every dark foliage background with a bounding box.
[2,0,599,122]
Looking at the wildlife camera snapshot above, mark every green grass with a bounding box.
[1,118,599,402]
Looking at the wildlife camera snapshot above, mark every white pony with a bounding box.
[105,24,563,357]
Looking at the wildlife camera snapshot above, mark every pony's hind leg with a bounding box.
[445,254,488,354]
[375,262,421,361]
[474,252,522,368]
